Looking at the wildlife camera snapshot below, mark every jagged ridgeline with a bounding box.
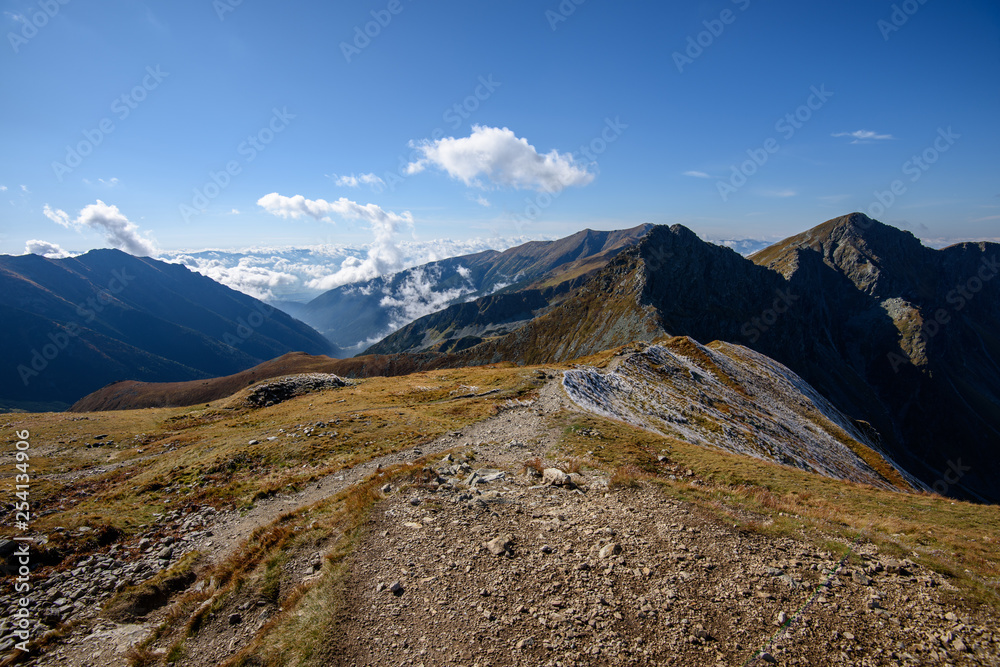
[375,214,1000,502]
[46,214,1000,501]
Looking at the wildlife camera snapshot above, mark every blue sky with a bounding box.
[2,0,999,258]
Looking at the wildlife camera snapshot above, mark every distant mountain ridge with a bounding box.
[297,224,655,353]
[0,249,331,410]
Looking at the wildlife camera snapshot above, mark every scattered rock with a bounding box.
[542,468,571,486]
[486,535,514,556]
[598,543,621,559]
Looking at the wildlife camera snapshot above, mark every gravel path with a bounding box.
[20,377,1000,666]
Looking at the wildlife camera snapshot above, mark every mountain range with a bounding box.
[290,224,656,354]
[7,214,1000,502]
[0,250,331,411]
[424,214,998,501]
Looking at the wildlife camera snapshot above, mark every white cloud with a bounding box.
[761,189,797,198]
[379,266,475,329]
[331,172,385,189]
[683,171,711,179]
[228,208,240,215]
[98,177,120,187]
[42,204,71,227]
[456,265,471,279]
[41,200,157,256]
[257,193,411,227]
[258,193,414,290]
[20,185,28,192]
[406,125,594,193]
[474,195,491,207]
[24,239,71,258]
[171,255,297,300]
[833,130,894,143]
[155,236,540,301]
[0,185,7,191]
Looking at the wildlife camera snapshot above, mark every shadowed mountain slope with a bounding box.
[0,249,331,410]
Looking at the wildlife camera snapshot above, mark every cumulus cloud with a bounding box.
[42,200,157,256]
[0,185,7,191]
[257,193,411,227]
[406,125,594,193]
[258,193,414,290]
[331,172,385,189]
[683,171,711,179]
[24,239,71,258]
[473,195,491,207]
[833,130,894,144]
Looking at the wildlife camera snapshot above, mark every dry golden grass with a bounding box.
[521,456,545,476]
[0,365,540,553]
[558,457,585,474]
[608,464,647,489]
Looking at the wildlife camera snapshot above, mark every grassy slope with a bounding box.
[4,355,999,664]
[2,365,539,546]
